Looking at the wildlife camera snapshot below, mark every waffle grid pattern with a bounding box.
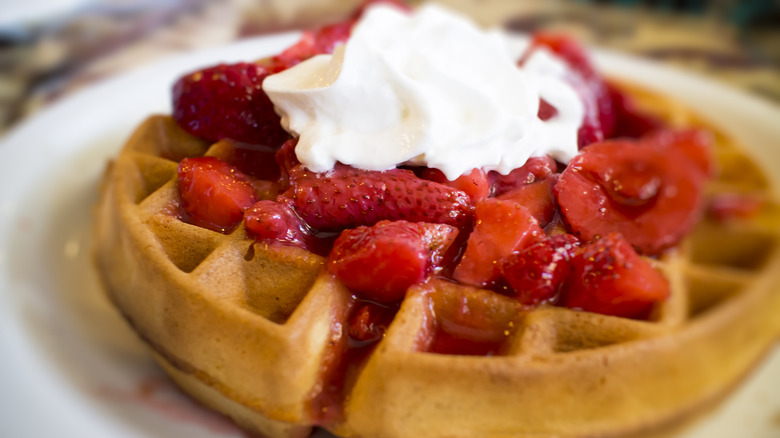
[94,87,780,438]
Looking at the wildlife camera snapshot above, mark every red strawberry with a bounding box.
[328,220,459,303]
[496,175,558,226]
[489,155,557,197]
[421,167,490,204]
[348,301,399,344]
[172,63,290,145]
[279,165,473,230]
[275,138,301,188]
[207,138,282,181]
[606,82,665,139]
[177,157,258,233]
[453,199,545,288]
[522,33,614,147]
[244,200,315,250]
[561,233,669,319]
[642,129,715,178]
[501,234,580,306]
[708,193,764,223]
[555,138,708,255]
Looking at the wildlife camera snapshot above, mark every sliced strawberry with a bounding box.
[207,139,282,182]
[453,199,545,288]
[642,129,716,178]
[348,301,399,344]
[279,165,473,230]
[421,167,490,204]
[556,139,708,255]
[177,157,258,232]
[489,155,557,197]
[522,33,614,146]
[275,138,301,188]
[502,233,580,306]
[606,82,664,138]
[172,63,289,145]
[244,200,316,251]
[328,220,459,303]
[496,175,558,226]
[708,193,764,222]
[561,233,669,319]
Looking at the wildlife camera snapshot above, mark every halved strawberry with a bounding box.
[172,63,289,145]
[489,155,557,197]
[421,167,490,204]
[555,138,708,255]
[348,301,399,344]
[453,199,545,288]
[501,233,580,306]
[561,233,669,319]
[177,157,258,232]
[328,220,459,303]
[279,165,473,230]
[244,200,316,250]
[496,175,558,226]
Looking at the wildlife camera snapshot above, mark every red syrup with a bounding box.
[306,296,400,427]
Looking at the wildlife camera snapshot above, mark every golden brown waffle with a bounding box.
[93,86,780,438]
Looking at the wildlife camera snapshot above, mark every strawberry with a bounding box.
[177,157,258,233]
[172,63,290,145]
[348,301,399,344]
[453,199,545,288]
[522,33,614,147]
[421,167,491,203]
[606,82,664,139]
[489,155,557,197]
[561,233,669,319]
[501,234,580,306]
[275,138,301,188]
[328,220,459,302]
[207,139,282,182]
[642,129,716,178]
[244,200,316,250]
[496,175,558,226]
[279,165,473,230]
[708,193,764,223]
[555,138,708,255]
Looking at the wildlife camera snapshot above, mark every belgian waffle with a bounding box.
[93,83,780,438]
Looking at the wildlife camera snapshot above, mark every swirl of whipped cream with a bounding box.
[263,4,583,180]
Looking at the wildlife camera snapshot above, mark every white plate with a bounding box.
[0,33,779,438]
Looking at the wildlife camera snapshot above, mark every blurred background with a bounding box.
[0,0,778,135]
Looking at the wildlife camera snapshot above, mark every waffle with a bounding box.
[93,83,780,438]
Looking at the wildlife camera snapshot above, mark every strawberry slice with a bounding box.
[328,220,459,303]
[244,200,316,250]
[453,199,545,288]
[501,233,580,306]
[421,167,490,204]
[555,138,708,255]
[348,301,399,344]
[496,175,558,227]
[561,233,669,319]
[177,157,258,233]
[522,33,614,147]
[207,139,282,182]
[708,193,764,223]
[279,165,473,230]
[489,155,557,197]
[642,129,716,178]
[172,63,289,145]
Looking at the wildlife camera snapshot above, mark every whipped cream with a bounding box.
[263,4,583,180]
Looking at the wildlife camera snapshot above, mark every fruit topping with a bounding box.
[555,136,709,255]
[244,200,316,250]
[348,301,399,345]
[522,33,614,147]
[172,63,290,145]
[453,199,545,288]
[328,220,459,303]
[496,175,558,227]
[207,138,282,182]
[489,155,557,197]
[606,82,665,138]
[707,192,765,223]
[642,128,716,178]
[177,157,258,233]
[502,233,580,306]
[561,233,669,319]
[421,167,491,204]
[279,165,473,230]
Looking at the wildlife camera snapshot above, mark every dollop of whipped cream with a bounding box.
[263,4,583,180]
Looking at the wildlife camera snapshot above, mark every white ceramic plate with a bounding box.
[0,33,778,438]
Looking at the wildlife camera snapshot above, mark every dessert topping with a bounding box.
[177,157,258,233]
[263,4,584,180]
